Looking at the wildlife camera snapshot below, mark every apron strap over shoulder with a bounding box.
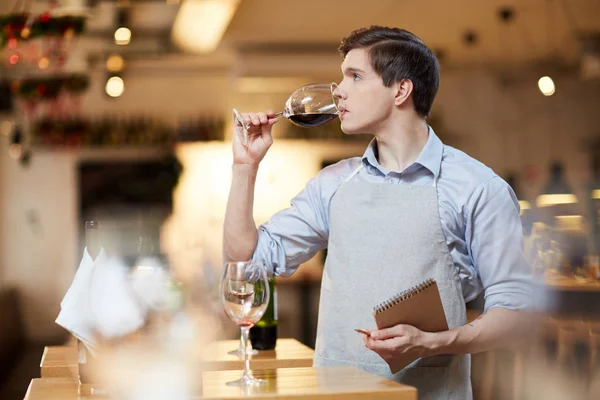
[344,163,364,183]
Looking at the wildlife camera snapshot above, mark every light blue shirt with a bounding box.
[253,128,533,311]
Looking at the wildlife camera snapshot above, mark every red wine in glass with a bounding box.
[288,113,338,127]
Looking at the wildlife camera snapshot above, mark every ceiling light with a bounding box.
[38,57,49,69]
[106,76,125,98]
[172,0,241,54]
[538,76,555,96]
[114,27,131,45]
[106,54,125,72]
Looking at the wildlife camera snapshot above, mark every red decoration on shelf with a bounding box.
[36,83,47,97]
[2,0,89,162]
[39,12,51,23]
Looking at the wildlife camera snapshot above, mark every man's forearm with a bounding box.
[223,164,260,261]
[425,308,533,356]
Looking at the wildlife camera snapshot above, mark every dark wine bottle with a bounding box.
[79,220,101,388]
[136,235,157,258]
[250,277,277,350]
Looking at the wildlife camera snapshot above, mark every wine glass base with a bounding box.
[227,349,258,358]
[226,374,267,387]
[227,347,258,357]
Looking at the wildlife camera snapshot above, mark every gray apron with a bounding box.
[314,161,472,400]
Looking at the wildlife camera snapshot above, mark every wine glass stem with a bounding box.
[274,111,284,118]
[241,326,251,377]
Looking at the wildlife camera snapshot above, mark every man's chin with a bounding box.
[340,123,363,135]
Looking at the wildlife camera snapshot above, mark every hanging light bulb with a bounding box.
[8,126,23,160]
[114,6,131,45]
[106,54,125,72]
[538,76,556,96]
[114,27,131,45]
[536,161,577,207]
[105,75,125,98]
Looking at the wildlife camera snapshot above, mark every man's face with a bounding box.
[334,48,398,135]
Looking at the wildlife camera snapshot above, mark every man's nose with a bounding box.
[332,83,346,100]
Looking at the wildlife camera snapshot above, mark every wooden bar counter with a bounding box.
[26,366,416,400]
[40,345,78,379]
[201,366,416,400]
[41,338,314,379]
[544,276,600,292]
[200,338,314,371]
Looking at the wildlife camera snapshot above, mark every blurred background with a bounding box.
[1,0,600,399]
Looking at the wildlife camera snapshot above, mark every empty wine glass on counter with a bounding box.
[233,82,339,145]
[220,261,270,387]
[227,337,258,357]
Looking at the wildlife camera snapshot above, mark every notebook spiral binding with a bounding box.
[373,278,436,314]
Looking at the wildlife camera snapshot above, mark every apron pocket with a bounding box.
[397,366,449,400]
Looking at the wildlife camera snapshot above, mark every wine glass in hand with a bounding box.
[233,82,339,146]
[221,261,270,387]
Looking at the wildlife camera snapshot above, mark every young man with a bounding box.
[223,26,532,399]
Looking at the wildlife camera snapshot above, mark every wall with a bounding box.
[0,143,78,342]
[2,64,600,341]
[0,125,4,289]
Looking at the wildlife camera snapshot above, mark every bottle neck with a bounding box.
[137,236,160,258]
[85,221,101,261]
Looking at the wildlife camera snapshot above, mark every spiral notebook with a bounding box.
[372,279,449,373]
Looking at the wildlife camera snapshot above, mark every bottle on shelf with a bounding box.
[250,276,277,350]
[85,220,101,260]
[78,220,101,390]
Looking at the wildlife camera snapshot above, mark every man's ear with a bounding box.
[393,79,414,107]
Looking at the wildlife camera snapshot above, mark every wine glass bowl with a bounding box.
[233,82,339,145]
[222,276,268,327]
[221,261,270,387]
[283,82,339,127]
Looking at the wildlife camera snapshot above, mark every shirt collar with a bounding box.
[361,126,444,179]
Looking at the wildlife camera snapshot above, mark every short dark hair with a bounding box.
[339,26,439,117]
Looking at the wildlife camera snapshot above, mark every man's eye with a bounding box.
[353,74,361,81]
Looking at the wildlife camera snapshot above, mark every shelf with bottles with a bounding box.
[31,115,173,148]
[29,114,227,150]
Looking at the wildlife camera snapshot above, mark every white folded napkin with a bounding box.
[88,255,146,339]
[55,247,108,355]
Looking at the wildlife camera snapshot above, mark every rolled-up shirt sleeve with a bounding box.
[465,176,534,312]
[252,174,331,277]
